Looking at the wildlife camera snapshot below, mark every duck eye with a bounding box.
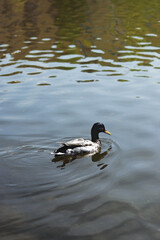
[101,125,105,130]
[99,127,105,132]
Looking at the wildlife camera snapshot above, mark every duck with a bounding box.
[54,122,111,156]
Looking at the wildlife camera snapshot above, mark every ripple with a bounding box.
[57,54,82,60]
[41,38,51,41]
[118,55,152,61]
[51,45,57,49]
[131,36,144,40]
[54,66,76,70]
[30,37,38,40]
[137,42,152,46]
[0,44,9,48]
[117,79,129,82]
[145,33,158,37]
[26,54,54,58]
[77,57,100,64]
[81,69,99,73]
[125,45,160,50]
[28,72,42,75]
[0,71,22,77]
[69,200,137,236]
[49,75,56,78]
[17,64,52,70]
[29,50,53,54]
[77,79,98,83]
[7,81,21,84]
[137,51,160,58]
[1,143,52,168]
[68,44,76,48]
[91,49,105,54]
[107,73,123,76]
[37,83,51,86]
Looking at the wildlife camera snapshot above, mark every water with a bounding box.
[0,0,160,239]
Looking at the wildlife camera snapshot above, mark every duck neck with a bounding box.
[91,131,99,142]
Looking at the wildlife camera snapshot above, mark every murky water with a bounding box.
[0,0,160,239]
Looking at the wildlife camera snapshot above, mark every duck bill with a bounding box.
[104,129,111,135]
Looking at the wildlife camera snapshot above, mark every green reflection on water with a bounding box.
[54,0,86,41]
[0,0,159,64]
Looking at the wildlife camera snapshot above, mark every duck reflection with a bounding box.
[52,145,112,170]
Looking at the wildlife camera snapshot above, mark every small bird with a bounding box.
[54,122,111,156]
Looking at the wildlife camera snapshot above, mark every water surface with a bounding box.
[0,0,160,239]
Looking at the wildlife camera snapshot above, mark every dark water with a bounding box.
[0,0,160,239]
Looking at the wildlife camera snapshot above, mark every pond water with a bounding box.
[0,0,160,239]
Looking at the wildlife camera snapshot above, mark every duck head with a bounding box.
[91,122,111,142]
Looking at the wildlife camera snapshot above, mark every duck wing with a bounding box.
[61,138,93,147]
[55,138,94,156]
